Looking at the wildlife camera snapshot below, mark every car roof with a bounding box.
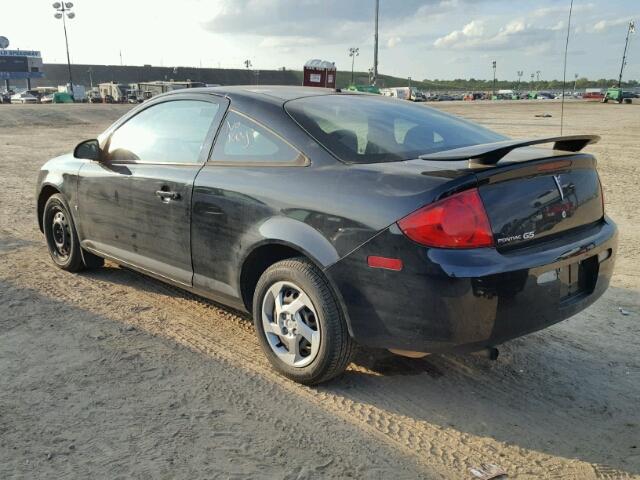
[164,85,354,105]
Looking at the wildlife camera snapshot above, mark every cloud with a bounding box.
[532,3,595,18]
[202,0,472,50]
[204,0,446,37]
[433,18,564,51]
[387,36,402,48]
[592,17,636,33]
[433,20,485,48]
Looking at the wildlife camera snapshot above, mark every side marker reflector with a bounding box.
[367,256,403,271]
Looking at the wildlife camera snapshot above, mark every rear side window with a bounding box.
[107,100,220,163]
[285,95,506,164]
[210,111,305,165]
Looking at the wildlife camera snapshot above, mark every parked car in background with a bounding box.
[36,86,617,384]
[583,89,604,101]
[11,92,38,104]
[40,94,54,104]
[464,92,484,101]
[1,91,12,104]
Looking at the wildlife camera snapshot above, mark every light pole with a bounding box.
[349,47,359,85]
[53,2,75,99]
[87,67,93,89]
[536,70,541,89]
[517,70,523,92]
[244,59,252,83]
[492,60,497,98]
[573,73,578,92]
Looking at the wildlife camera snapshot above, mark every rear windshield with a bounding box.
[285,94,506,164]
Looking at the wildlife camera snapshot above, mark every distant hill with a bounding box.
[32,63,638,92]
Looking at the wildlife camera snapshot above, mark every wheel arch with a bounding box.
[239,240,324,312]
[238,238,356,343]
[37,184,62,232]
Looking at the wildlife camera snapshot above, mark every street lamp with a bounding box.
[53,2,75,99]
[349,47,359,85]
[492,60,497,98]
[536,70,541,88]
[517,70,523,92]
[573,73,578,92]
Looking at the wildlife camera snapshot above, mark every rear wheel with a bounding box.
[43,194,103,272]
[253,257,354,385]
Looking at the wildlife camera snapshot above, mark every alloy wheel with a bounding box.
[261,281,321,368]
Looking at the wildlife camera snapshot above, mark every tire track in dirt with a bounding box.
[2,246,634,479]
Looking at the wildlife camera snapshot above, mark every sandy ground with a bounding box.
[0,100,638,480]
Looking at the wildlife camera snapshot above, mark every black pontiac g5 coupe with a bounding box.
[37,86,617,384]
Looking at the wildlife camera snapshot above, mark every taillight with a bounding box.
[397,188,494,248]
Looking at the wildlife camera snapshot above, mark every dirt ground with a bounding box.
[0,100,638,480]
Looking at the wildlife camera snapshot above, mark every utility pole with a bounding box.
[492,60,497,98]
[53,2,76,99]
[573,73,578,92]
[349,47,359,85]
[87,67,93,89]
[536,70,541,89]
[372,0,379,85]
[618,20,635,88]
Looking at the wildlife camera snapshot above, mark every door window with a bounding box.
[210,111,304,165]
[107,100,220,163]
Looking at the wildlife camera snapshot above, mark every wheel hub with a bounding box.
[50,210,71,258]
[261,281,321,368]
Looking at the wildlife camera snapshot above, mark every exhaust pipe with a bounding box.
[472,347,499,360]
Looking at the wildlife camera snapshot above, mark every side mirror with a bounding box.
[74,139,102,161]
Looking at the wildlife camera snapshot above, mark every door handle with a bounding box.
[155,190,181,201]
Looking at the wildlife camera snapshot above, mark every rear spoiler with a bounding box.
[419,135,600,165]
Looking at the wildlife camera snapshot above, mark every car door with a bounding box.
[191,110,308,301]
[77,94,228,286]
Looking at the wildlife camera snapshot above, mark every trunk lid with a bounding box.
[475,152,604,249]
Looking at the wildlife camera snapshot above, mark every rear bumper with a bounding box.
[326,217,617,353]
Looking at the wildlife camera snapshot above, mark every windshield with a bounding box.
[285,94,506,164]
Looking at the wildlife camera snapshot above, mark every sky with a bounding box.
[4,0,638,81]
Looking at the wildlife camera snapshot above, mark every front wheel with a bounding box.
[43,194,103,272]
[253,258,354,385]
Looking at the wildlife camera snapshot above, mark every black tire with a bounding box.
[253,257,355,385]
[43,193,103,272]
